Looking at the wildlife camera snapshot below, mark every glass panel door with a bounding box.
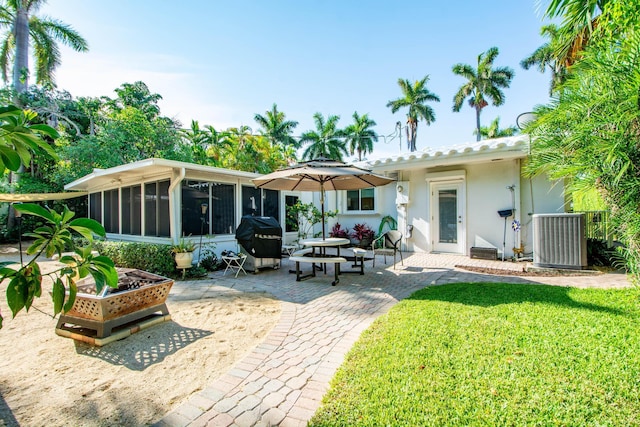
[431,182,465,253]
[438,189,457,243]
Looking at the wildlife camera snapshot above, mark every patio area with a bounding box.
[156,252,629,427]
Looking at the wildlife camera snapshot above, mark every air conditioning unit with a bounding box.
[533,213,587,269]
[396,181,409,204]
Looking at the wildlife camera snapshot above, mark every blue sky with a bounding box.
[41,0,553,160]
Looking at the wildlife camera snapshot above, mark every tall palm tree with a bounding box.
[452,47,515,141]
[299,113,346,161]
[386,76,439,152]
[473,117,518,140]
[344,112,377,161]
[521,24,568,94]
[254,103,299,148]
[0,0,88,93]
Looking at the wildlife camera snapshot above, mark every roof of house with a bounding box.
[366,135,530,172]
[64,158,262,192]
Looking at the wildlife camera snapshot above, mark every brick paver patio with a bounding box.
[154,252,629,427]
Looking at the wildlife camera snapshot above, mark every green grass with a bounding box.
[309,283,640,426]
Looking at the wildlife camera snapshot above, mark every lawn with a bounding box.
[309,282,640,426]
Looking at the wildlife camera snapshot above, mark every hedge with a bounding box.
[93,241,175,277]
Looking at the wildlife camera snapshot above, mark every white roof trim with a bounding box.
[367,135,529,172]
[64,158,262,192]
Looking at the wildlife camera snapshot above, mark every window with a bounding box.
[145,180,170,237]
[182,180,236,235]
[242,186,261,217]
[346,188,375,211]
[285,195,299,232]
[211,183,235,234]
[89,192,102,223]
[103,189,119,233]
[241,186,279,220]
[182,180,210,236]
[121,185,142,235]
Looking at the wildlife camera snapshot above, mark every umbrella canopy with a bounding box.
[252,158,395,238]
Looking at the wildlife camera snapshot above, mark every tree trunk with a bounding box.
[9,4,29,231]
[475,106,482,141]
[13,5,29,96]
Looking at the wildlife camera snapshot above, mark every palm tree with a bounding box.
[473,117,518,140]
[180,120,211,165]
[0,0,88,93]
[542,0,608,68]
[521,25,568,94]
[344,112,377,161]
[452,47,515,141]
[299,113,346,161]
[386,76,440,152]
[254,103,299,148]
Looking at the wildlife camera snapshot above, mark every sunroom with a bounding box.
[64,158,303,253]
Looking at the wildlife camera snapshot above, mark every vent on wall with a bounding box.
[533,214,587,270]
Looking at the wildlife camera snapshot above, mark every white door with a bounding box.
[431,182,465,253]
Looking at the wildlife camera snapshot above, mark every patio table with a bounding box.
[301,237,350,274]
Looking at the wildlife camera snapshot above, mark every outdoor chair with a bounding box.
[372,230,403,269]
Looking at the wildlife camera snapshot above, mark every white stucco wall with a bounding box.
[357,159,565,258]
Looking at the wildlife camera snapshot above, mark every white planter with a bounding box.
[174,252,194,269]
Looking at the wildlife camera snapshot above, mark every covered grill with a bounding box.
[235,215,282,272]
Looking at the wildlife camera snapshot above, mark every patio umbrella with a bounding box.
[252,157,395,239]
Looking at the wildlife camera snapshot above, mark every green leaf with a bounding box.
[70,218,106,238]
[29,123,60,139]
[52,278,65,316]
[0,145,22,171]
[6,275,26,317]
[63,280,77,313]
[15,203,56,222]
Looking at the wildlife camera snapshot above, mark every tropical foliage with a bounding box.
[473,117,518,140]
[452,47,514,141]
[386,76,440,152]
[254,103,299,149]
[344,112,377,161]
[299,113,346,161]
[541,0,608,69]
[524,0,640,281]
[0,106,117,329]
[520,24,569,94]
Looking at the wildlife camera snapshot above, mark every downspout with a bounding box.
[168,167,186,244]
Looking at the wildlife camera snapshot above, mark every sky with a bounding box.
[39,0,554,161]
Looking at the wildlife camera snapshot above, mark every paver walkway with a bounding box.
[155,253,629,427]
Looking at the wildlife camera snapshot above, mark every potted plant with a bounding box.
[171,237,196,269]
[350,223,375,248]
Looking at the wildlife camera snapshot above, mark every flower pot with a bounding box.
[174,252,194,269]
[357,238,372,249]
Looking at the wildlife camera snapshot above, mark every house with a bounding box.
[65,136,565,261]
[63,158,305,255]
[329,135,565,260]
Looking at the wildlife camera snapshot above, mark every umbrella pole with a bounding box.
[320,184,326,239]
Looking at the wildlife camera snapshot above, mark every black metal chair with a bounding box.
[372,230,403,269]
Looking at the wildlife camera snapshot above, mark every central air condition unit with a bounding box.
[396,181,409,204]
[533,213,587,269]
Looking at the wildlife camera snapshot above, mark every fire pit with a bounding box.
[55,268,173,340]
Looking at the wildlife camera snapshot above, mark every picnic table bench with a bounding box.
[289,255,346,286]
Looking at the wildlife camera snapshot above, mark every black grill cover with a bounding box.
[235,215,282,258]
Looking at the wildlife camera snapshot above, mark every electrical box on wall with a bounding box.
[396,181,409,204]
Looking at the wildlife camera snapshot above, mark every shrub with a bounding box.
[350,223,375,247]
[94,241,175,277]
[329,222,350,239]
[199,246,220,271]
